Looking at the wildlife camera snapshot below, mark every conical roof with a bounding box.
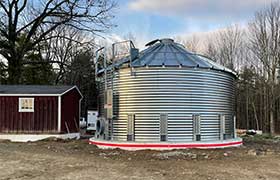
[99,38,236,76]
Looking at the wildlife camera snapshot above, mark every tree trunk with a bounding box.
[269,80,275,134]
[246,85,249,129]
[270,109,275,134]
[252,102,259,130]
[7,56,22,84]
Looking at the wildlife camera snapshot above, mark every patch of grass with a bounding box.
[242,134,280,142]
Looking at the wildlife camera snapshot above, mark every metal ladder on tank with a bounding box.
[95,40,138,141]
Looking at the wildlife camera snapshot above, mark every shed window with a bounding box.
[19,98,34,112]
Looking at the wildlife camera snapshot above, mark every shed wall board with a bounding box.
[61,89,81,133]
[0,96,58,133]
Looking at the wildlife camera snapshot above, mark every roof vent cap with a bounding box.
[160,38,174,44]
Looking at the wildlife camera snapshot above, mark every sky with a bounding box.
[107,0,278,48]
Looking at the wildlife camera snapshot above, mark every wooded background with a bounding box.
[0,1,280,134]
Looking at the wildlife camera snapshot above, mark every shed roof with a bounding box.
[0,85,81,96]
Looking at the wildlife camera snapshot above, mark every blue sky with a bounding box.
[107,0,278,47]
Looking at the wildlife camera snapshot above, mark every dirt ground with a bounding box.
[0,136,280,180]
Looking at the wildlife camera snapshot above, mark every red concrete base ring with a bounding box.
[89,138,243,150]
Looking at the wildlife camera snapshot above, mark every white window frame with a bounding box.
[18,98,34,112]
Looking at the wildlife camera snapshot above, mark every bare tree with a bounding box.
[184,35,200,53]
[204,39,219,62]
[175,35,200,53]
[42,26,96,84]
[218,25,245,70]
[249,2,280,134]
[0,0,115,84]
[123,32,138,47]
[203,25,246,70]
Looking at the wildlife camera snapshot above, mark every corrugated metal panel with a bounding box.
[99,67,235,142]
[0,96,58,133]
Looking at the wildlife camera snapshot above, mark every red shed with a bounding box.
[0,85,82,142]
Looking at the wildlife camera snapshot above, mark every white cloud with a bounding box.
[99,33,149,50]
[128,0,277,21]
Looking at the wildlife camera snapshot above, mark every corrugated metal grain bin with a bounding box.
[0,85,82,138]
[93,38,240,148]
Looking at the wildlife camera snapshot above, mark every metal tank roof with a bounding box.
[100,38,236,76]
